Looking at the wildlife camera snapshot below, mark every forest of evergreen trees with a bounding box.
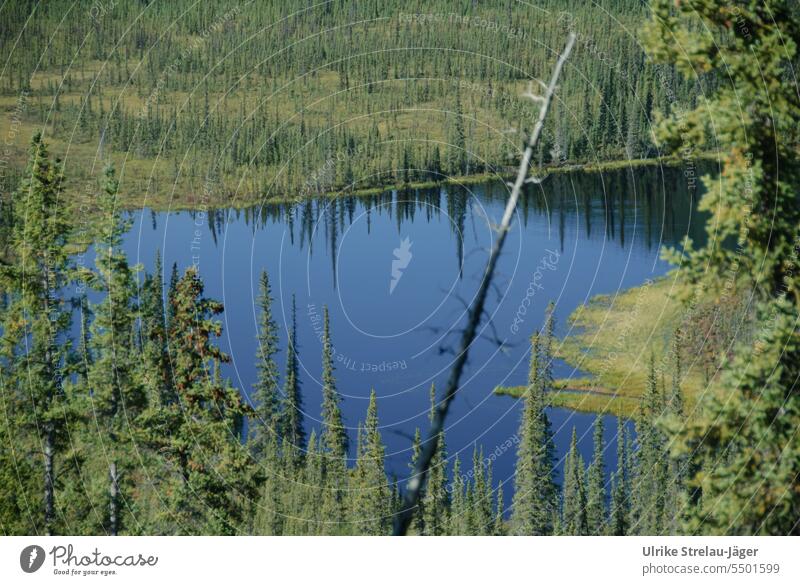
[0,0,704,203]
[1,0,799,536]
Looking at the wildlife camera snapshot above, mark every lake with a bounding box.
[120,164,703,502]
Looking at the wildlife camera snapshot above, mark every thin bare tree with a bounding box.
[393,33,576,536]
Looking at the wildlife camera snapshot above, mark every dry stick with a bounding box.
[392,33,575,536]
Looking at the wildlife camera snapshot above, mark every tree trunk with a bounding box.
[109,462,119,536]
[44,425,55,535]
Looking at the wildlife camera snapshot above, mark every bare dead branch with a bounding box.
[392,33,575,536]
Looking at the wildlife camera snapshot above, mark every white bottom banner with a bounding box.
[1,536,797,584]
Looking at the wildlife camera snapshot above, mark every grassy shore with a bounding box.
[495,274,708,418]
[0,90,711,212]
[123,153,716,211]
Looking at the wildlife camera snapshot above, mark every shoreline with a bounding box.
[120,152,715,212]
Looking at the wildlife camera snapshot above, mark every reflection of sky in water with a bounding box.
[121,165,701,503]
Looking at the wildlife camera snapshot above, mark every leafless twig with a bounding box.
[392,33,575,536]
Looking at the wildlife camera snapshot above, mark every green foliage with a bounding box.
[510,332,557,535]
[0,1,702,205]
[421,385,449,535]
[138,267,256,534]
[631,356,668,534]
[351,390,390,535]
[0,133,77,534]
[252,270,280,456]
[609,417,631,536]
[3,0,798,534]
[646,0,800,534]
[561,428,588,535]
[586,417,606,535]
[281,295,305,462]
[83,164,146,535]
[318,306,349,532]
[138,251,173,406]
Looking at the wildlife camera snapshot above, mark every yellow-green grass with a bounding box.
[495,385,639,418]
[3,58,715,212]
[495,275,708,418]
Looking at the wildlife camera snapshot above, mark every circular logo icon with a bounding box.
[20,545,45,573]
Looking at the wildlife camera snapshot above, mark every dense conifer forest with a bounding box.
[0,0,799,536]
[0,0,704,206]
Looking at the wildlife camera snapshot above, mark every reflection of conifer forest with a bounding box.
[1,1,799,535]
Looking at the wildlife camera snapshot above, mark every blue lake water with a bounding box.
[119,164,702,503]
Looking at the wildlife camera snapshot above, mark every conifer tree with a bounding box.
[253,433,284,536]
[296,429,323,534]
[409,427,425,534]
[139,251,173,406]
[561,427,588,535]
[542,301,556,388]
[631,355,666,535]
[464,480,477,535]
[493,481,506,536]
[586,416,606,535]
[139,267,254,534]
[76,295,92,384]
[422,384,448,535]
[645,0,800,534]
[85,164,146,535]
[320,306,347,456]
[0,133,75,534]
[252,270,280,456]
[470,444,493,534]
[667,333,684,417]
[609,417,630,535]
[446,89,466,175]
[511,332,556,535]
[448,455,467,535]
[351,390,390,535]
[166,261,179,327]
[319,306,348,532]
[281,295,304,461]
[663,334,686,533]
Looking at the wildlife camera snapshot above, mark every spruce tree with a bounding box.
[586,416,606,535]
[448,455,467,535]
[667,333,684,417]
[542,301,556,388]
[422,384,449,535]
[252,270,280,456]
[297,430,324,534]
[319,306,348,532]
[139,250,173,406]
[609,417,630,535]
[409,427,425,534]
[511,332,556,535]
[646,0,800,534]
[470,444,492,535]
[663,334,686,533]
[139,267,254,534]
[253,433,284,536]
[631,355,666,535]
[0,133,75,534]
[166,261,179,328]
[561,427,588,535]
[86,164,146,535]
[351,390,390,535]
[281,295,305,462]
[320,306,347,456]
[493,481,506,536]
